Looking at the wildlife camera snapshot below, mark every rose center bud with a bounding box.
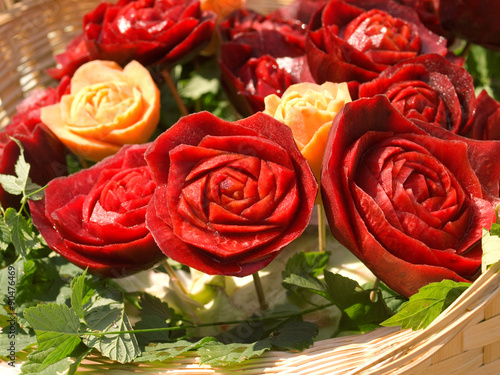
[70,82,143,130]
[356,140,468,250]
[89,168,155,226]
[172,149,300,257]
[344,9,421,65]
[385,81,446,125]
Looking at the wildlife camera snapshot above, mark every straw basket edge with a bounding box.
[1,1,500,374]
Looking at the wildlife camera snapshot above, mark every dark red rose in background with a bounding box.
[47,34,94,80]
[470,90,500,140]
[84,0,216,67]
[0,81,70,209]
[321,95,500,297]
[395,0,446,37]
[269,0,329,25]
[307,0,449,84]
[438,0,500,50]
[219,8,308,48]
[219,9,313,116]
[358,54,476,136]
[29,144,165,278]
[145,111,317,277]
[48,0,217,77]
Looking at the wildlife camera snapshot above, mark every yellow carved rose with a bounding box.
[264,82,351,183]
[41,60,160,162]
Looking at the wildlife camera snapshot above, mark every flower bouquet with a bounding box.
[1,0,500,374]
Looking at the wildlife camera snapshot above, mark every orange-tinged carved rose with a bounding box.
[41,60,160,162]
[264,82,351,183]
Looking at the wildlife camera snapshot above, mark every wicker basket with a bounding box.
[1,0,500,374]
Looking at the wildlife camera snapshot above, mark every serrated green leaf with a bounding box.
[482,226,500,273]
[0,218,11,251]
[135,337,217,362]
[0,174,24,196]
[269,320,318,351]
[4,208,34,260]
[23,303,81,369]
[21,356,74,375]
[83,289,140,363]
[324,271,392,328]
[21,345,91,375]
[381,280,471,330]
[282,251,330,297]
[198,339,272,366]
[283,250,331,278]
[70,269,92,321]
[87,313,140,363]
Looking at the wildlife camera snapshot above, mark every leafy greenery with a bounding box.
[381,280,471,330]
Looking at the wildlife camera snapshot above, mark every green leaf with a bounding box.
[269,320,318,351]
[0,138,43,199]
[283,250,331,278]
[135,337,217,363]
[0,174,24,196]
[23,303,82,369]
[198,339,272,366]
[20,345,91,375]
[70,269,92,321]
[324,271,392,330]
[464,44,500,100]
[282,251,330,297]
[4,208,32,260]
[381,280,471,330]
[0,217,11,251]
[83,289,140,363]
[482,225,500,273]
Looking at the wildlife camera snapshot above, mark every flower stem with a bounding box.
[161,68,189,117]
[370,278,381,302]
[79,301,335,337]
[163,260,188,295]
[252,272,268,311]
[317,203,326,252]
[459,41,472,59]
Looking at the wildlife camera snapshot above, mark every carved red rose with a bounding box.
[145,111,317,277]
[321,95,500,297]
[29,144,165,278]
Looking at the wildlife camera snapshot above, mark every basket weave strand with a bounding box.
[1,1,500,374]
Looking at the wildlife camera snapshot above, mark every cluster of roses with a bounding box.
[2,0,500,298]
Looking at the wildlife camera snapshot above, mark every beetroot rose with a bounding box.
[306,0,449,84]
[470,90,500,141]
[358,54,476,136]
[218,8,314,116]
[49,0,217,77]
[29,144,165,278]
[321,95,500,297]
[145,111,317,277]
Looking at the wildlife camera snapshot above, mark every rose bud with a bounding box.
[321,95,500,297]
[29,144,165,278]
[41,60,160,162]
[358,54,476,136]
[306,0,449,84]
[470,90,500,140]
[145,111,317,277]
